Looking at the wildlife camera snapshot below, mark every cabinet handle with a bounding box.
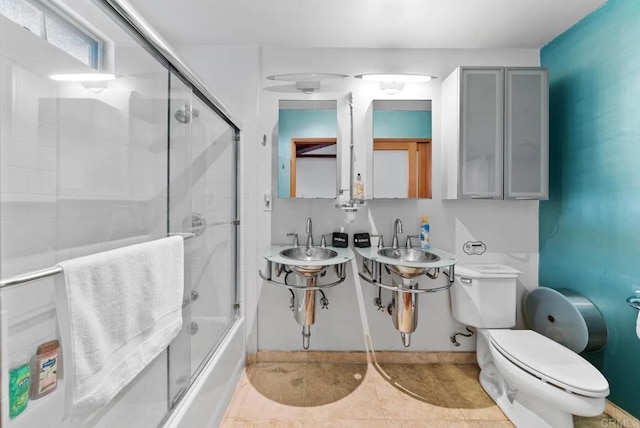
[469,196,494,199]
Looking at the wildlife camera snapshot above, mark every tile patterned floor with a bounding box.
[221,362,609,427]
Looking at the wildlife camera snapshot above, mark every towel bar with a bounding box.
[627,296,640,310]
[0,233,195,290]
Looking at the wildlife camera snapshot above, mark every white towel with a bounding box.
[55,236,184,423]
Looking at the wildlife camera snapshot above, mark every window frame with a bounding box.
[0,0,104,70]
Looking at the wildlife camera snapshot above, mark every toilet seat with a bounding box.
[485,329,609,398]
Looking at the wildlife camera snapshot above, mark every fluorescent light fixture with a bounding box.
[266,73,348,94]
[49,73,117,82]
[355,73,436,94]
[267,73,348,82]
[357,73,433,83]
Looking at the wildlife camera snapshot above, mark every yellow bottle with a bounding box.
[353,173,365,202]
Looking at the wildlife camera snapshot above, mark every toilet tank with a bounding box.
[450,264,520,328]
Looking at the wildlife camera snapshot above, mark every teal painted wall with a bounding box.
[373,110,432,138]
[278,109,336,198]
[540,0,640,417]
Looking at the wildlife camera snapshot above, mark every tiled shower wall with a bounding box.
[0,12,171,427]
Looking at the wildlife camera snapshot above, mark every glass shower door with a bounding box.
[187,96,237,377]
[166,72,238,409]
[167,71,193,407]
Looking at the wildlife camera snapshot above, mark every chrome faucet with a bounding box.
[305,217,314,248]
[391,218,403,249]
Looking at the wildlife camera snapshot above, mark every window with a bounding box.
[0,0,102,69]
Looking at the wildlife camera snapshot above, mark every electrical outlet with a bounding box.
[263,192,272,211]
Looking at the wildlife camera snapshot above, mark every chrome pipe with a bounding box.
[305,217,314,248]
[333,262,345,278]
[391,279,419,340]
[302,325,311,350]
[0,266,63,289]
[294,276,316,327]
[274,262,284,278]
[94,0,241,130]
[262,260,273,281]
[401,332,412,347]
[357,272,452,294]
[0,234,195,290]
[348,93,354,200]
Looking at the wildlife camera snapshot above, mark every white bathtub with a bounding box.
[163,316,245,428]
[190,316,233,375]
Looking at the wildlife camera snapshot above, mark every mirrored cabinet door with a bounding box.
[371,100,432,199]
[460,68,504,199]
[504,68,548,200]
[277,100,338,198]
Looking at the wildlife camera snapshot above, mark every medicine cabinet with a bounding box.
[441,67,548,200]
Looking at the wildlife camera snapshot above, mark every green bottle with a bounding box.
[9,363,30,419]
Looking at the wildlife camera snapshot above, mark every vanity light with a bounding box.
[355,73,435,95]
[266,73,348,94]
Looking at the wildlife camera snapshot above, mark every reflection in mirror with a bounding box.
[372,100,432,198]
[278,100,337,198]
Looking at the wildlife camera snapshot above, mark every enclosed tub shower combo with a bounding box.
[0,0,243,426]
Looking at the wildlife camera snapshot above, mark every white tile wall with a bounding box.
[1,37,172,426]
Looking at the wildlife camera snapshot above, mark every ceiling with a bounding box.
[126,0,606,49]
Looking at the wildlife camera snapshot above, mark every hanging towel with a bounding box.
[55,236,184,423]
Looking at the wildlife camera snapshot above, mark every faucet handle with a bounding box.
[286,233,299,247]
[320,233,332,248]
[405,235,419,249]
[371,234,384,248]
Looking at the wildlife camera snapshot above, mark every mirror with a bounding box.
[277,100,338,199]
[371,100,432,199]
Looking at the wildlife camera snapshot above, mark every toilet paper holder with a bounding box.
[627,296,640,310]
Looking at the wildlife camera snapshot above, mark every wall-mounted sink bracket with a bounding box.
[258,243,355,350]
[355,246,456,347]
[358,258,455,294]
[259,260,348,290]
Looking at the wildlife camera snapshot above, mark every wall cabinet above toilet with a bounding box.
[441,67,548,200]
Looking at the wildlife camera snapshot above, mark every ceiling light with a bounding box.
[266,73,348,94]
[49,73,117,82]
[355,73,435,94]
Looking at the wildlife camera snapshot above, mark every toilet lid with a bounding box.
[486,329,609,397]
[455,264,520,279]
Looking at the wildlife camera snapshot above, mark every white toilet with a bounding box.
[450,264,610,428]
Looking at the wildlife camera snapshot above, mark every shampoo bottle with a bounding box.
[420,215,430,249]
[353,173,364,202]
[30,340,60,399]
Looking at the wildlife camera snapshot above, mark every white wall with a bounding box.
[259,48,541,351]
[170,46,543,353]
[0,27,171,426]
